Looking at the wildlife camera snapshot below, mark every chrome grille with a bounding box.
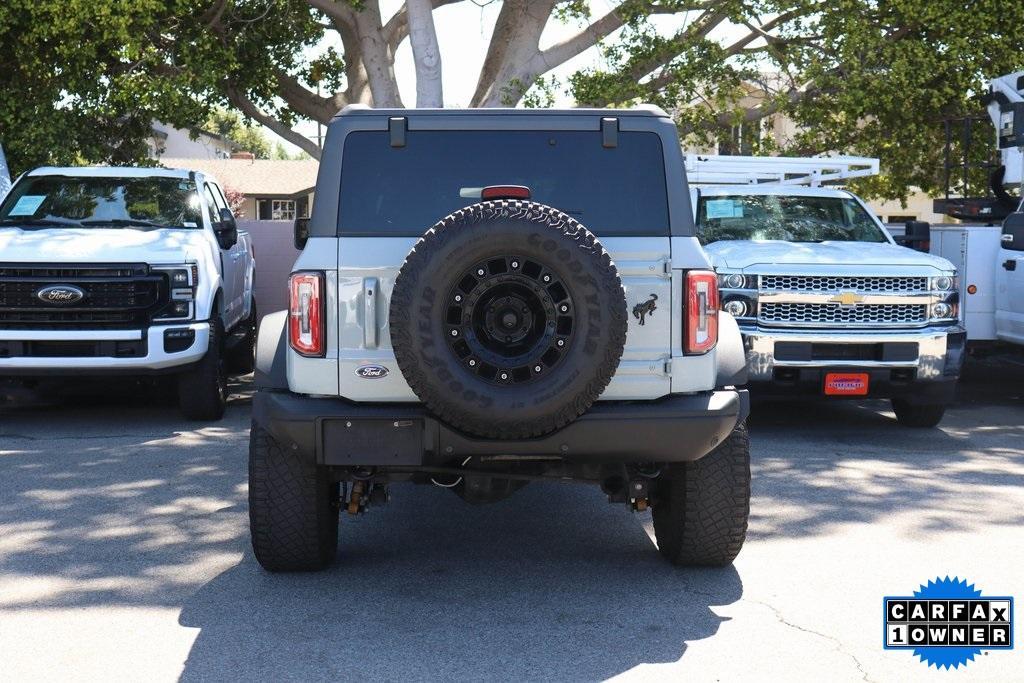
[760,275,928,293]
[760,303,928,327]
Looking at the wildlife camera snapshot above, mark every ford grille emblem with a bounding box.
[36,284,86,306]
[355,364,389,379]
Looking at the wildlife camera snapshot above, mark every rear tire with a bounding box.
[652,424,750,567]
[249,424,339,572]
[177,320,228,421]
[226,300,257,375]
[892,400,946,428]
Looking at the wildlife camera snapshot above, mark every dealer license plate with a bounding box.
[824,372,869,396]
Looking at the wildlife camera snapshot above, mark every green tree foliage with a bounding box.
[0,0,206,174]
[1,0,1022,202]
[569,0,1024,201]
[203,108,272,159]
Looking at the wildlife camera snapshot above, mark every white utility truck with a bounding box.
[688,155,965,427]
[0,166,257,419]
[889,71,1024,348]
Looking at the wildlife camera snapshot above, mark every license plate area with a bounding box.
[321,418,423,466]
[824,372,870,396]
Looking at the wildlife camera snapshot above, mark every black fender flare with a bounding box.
[716,312,748,388]
[254,310,289,390]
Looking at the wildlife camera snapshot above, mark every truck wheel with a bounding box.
[249,424,339,572]
[226,300,257,375]
[891,400,946,428]
[652,424,750,567]
[177,319,228,421]
[390,200,628,439]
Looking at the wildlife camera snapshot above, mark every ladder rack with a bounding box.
[684,154,879,187]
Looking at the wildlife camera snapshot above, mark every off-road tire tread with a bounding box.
[652,424,750,566]
[249,424,339,572]
[389,200,627,439]
[177,320,227,421]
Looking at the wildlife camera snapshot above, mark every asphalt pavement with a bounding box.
[1,358,1022,682]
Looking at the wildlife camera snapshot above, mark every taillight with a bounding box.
[289,271,324,357]
[685,270,719,354]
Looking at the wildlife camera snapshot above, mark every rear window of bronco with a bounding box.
[338,130,669,236]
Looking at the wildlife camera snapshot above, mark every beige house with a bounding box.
[160,156,319,221]
[148,122,240,160]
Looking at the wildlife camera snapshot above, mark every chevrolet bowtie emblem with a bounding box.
[831,292,864,306]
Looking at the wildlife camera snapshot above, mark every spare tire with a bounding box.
[390,200,627,439]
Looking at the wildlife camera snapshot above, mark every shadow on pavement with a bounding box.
[177,484,742,681]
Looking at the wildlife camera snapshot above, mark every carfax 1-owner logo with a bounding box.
[884,577,1014,669]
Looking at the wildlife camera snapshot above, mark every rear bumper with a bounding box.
[253,389,749,467]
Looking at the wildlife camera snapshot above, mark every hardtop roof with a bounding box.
[333,104,669,121]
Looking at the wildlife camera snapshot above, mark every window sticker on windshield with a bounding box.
[183,221,197,228]
[8,195,46,216]
[706,198,742,219]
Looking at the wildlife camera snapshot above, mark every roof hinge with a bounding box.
[389,117,407,148]
[601,117,618,148]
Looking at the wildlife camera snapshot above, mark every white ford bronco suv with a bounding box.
[0,167,257,419]
[251,106,750,571]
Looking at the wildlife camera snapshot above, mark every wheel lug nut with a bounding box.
[542,275,551,282]
[469,359,476,366]
[511,261,519,268]
[560,304,568,312]
[450,329,458,336]
[477,269,485,276]
[534,365,542,372]
[454,295,462,302]
[557,339,565,347]
[500,372,509,380]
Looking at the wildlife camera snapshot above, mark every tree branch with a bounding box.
[536,0,678,71]
[276,70,344,122]
[225,85,322,159]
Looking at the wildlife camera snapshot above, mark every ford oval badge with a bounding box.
[355,364,389,379]
[36,284,86,305]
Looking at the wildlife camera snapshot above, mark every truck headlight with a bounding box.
[154,265,198,321]
[931,302,955,319]
[718,273,752,289]
[931,275,954,291]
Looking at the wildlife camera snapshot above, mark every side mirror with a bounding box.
[294,217,310,250]
[1002,212,1024,252]
[215,207,238,249]
[894,220,931,252]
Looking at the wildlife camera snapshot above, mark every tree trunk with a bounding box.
[353,2,404,108]
[0,142,11,201]
[406,0,443,107]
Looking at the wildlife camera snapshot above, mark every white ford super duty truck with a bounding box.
[687,156,965,428]
[0,166,256,420]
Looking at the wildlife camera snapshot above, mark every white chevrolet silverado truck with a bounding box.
[0,166,256,420]
[688,158,965,428]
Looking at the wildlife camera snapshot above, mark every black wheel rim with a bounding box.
[444,255,574,385]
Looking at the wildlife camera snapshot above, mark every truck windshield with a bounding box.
[338,130,670,236]
[0,176,203,230]
[697,194,888,244]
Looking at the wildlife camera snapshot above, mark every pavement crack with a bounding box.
[748,598,875,683]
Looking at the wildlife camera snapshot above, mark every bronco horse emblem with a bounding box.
[632,293,658,326]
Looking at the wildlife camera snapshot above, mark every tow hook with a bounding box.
[342,481,389,515]
[347,481,365,515]
[629,478,650,512]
